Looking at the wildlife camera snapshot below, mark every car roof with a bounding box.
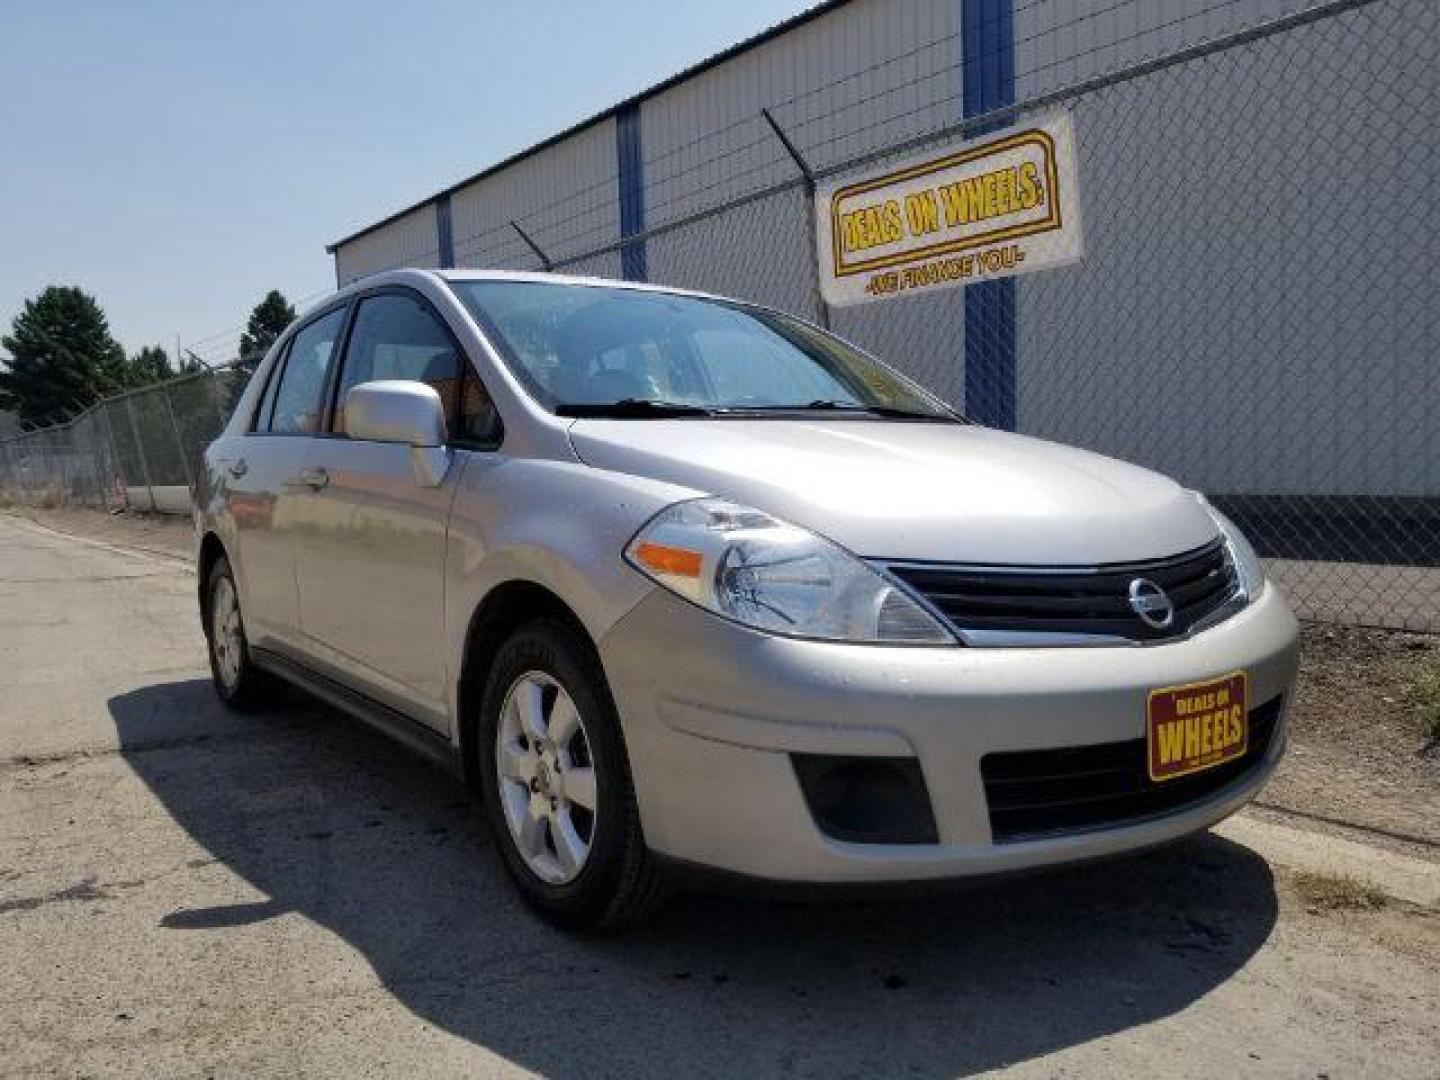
[440,268,714,297]
[304,267,727,320]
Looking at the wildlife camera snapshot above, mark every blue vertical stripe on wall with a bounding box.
[616,103,648,282]
[961,0,1016,430]
[436,195,454,268]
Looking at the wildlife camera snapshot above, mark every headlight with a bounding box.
[624,498,954,644]
[1196,495,1265,601]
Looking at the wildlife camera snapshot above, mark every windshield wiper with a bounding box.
[555,398,716,419]
[741,399,960,421]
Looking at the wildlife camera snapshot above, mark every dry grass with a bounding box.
[1410,663,1440,741]
[1292,870,1387,913]
[0,485,67,510]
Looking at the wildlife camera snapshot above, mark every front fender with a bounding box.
[443,453,701,728]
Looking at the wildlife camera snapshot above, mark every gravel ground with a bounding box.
[1,511,1436,1078]
[1262,624,1440,852]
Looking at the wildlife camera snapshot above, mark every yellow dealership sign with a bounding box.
[816,112,1083,307]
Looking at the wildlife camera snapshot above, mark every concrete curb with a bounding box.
[1218,812,1439,909]
[3,512,194,572]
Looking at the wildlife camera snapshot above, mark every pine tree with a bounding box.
[0,286,129,426]
[238,290,296,364]
[128,345,172,385]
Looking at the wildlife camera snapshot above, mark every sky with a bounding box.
[0,0,812,366]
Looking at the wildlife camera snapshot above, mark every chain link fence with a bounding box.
[2,0,1435,631]
[0,360,256,514]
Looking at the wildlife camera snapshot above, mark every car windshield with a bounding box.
[448,279,957,420]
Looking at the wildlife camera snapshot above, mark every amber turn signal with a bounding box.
[632,541,703,578]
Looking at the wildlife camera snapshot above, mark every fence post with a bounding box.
[510,220,554,272]
[124,395,156,512]
[0,440,12,501]
[209,362,232,430]
[760,107,830,330]
[160,384,195,498]
[99,402,126,509]
[64,398,103,508]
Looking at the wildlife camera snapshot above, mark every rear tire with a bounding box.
[204,556,284,711]
[477,618,669,931]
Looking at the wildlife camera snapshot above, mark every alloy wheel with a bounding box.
[211,576,244,691]
[494,670,598,885]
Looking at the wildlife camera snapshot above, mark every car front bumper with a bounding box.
[599,583,1300,884]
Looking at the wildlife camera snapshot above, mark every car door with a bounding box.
[290,287,503,731]
[224,304,350,651]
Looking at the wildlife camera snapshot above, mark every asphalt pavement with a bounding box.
[1,513,1436,1078]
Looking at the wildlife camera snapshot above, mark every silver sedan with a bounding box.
[196,269,1299,929]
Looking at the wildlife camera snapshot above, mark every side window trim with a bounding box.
[249,337,292,433]
[315,298,360,437]
[250,300,352,438]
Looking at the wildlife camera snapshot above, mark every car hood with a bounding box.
[566,419,1220,566]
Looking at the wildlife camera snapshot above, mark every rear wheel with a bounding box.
[477,619,668,930]
[205,556,284,710]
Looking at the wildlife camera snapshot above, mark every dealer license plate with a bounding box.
[1147,672,1248,782]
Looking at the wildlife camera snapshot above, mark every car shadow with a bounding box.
[109,679,1279,1078]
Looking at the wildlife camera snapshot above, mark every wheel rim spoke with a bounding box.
[548,691,579,747]
[499,742,536,783]
[551,810,588,876]
[564,766,597,811]
[516,802,547,858]
[515,680,547,744]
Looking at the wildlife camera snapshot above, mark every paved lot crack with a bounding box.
[0,876,110,915]
[0,724,307,775]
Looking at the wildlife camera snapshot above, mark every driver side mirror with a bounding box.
[344,380,451,487]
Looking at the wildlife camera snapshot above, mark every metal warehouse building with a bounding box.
[328,0,1437,622]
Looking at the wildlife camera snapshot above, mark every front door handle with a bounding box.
[227,459,248,479]
[296,466,329,490]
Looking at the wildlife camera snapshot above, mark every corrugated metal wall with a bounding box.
[1013,0,1438,497]
[330,0,1435,501]
[1013,0,1308,98]
[450,120,620,274]
[333,203,440,286]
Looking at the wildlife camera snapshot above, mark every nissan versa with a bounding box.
[196,269,1300,929]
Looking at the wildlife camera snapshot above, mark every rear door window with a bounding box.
[252,340,290,431]
[266,307,347,434]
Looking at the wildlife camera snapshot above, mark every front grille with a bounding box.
[980,695,1283,843]
[886,539,1238,643]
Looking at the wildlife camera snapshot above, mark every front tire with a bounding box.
[204,556,284,710]
[477,618,668,931]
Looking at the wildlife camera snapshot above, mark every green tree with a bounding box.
[238,290,295,363]
[128,345,172,385]
[0,286,128,426]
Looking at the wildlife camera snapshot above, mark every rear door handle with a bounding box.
[296,467,329,490]
[227,459,248,479]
